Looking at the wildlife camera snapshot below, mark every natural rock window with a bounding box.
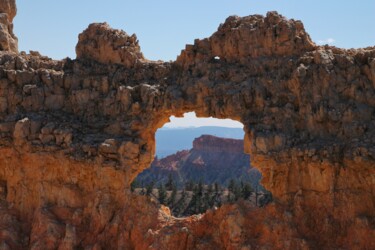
[132,113,272,217]
[0,2,373,248]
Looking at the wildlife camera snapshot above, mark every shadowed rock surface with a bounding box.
[0,3,374,249]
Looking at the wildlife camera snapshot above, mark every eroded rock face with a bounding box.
[0,0,17,52]
[76,22,145,67]
[177,11,315,69]
[0,8,374,250]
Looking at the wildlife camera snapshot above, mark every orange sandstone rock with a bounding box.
[0,0,17,52]
[76,22,145,67]
[0,5,374,250]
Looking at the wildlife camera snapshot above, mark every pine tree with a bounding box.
[259,190,273,207]
[168,184,177,207]
[203,186,211,210]
[174,189,187,217]
[130,180,137,192]
[185,180,194,191]
[207,183,213,194]
[214,182,220,193]
[140,181,145,195]
[228,179,235,193]
[197,180,203,196]
[227,179,236,202]
[216,197,222,207]
[226,179,242,202]
[146,181,154,196]
[198,181,206,213]
[158,184,167,205]
[186,182,203,215]
[206,184,215,207]
[233,182,242,201]
[241,182,253,200]
[166,173,174,191]
[192,183,200,214]
[213,182,222,207]
[227,189,232,202]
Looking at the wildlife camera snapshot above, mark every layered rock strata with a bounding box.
[0,4,374,249]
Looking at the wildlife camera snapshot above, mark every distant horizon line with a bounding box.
[160,125,244,129]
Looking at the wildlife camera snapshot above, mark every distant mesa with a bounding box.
[193,134,244,154]
[155,126,244,157]
[136,135,261,188]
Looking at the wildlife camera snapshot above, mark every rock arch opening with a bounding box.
[132,112,272,217]
[0,1,373,247]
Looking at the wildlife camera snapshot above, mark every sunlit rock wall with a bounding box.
[0,0,17,52]
[0,3,374,249]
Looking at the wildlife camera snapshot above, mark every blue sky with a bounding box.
[14,0,375,128]
[164,112,244,128]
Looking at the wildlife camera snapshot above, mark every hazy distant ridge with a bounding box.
[137,134,261,188]
[155,126,244,157]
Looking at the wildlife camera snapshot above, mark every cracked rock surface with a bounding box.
[0,5,374,249]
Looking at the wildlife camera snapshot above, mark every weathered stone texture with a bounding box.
[76,22,145,67]
[0,0,17,52]
[177,11,315,69]
[0,9,374,250]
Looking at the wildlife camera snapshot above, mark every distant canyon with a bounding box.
[0,1,374,249]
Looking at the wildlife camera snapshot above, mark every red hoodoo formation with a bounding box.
[0,1,374,249]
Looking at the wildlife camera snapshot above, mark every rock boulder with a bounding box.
[76,22,144,67]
